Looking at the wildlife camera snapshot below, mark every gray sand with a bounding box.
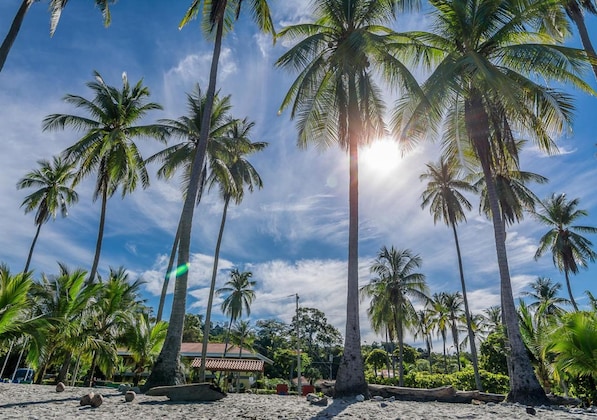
[0,383,595,419]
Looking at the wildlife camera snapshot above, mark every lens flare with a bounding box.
[168,263,190,278]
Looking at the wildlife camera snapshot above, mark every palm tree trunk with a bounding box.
[23,222,42,273]
[0,340,14,378]
[88,184,108,283]
[567,8,597,82]
[451,223,483,390]
[451,323,461,371]
[442,332,448,373]
[397,323,404,387]
[156,222,180,323]
[335,76,367,398]
[564,269,579,311]
[465,95,548,405]
[57,351,72,383]
[199,195,230,382]
[0,0,33,73]
[145,11,225,391]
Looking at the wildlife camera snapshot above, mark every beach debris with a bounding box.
[55,382,65,392]
[90,393,104,408]
[118,384,130,394]
[80,392,94,406]
[125,390,136,402]
[372,395,384,402]
[355,394,365,402]
[526,406,536,415]
[306,392,328,406]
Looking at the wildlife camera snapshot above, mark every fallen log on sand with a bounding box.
[146,383,227,401]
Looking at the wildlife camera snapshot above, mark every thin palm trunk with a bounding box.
[450,322,461,370]
[564,269,579,311]
[452,223,483,389]
[568,9,597,81]
[467,101,547,404]
[88,184,108,283]
[397,322,404,387]
[145,15,225,389]
[442,331,448,373]
[23,222,42,273]
[199,195,230,382]
[0,0,32,73]
[57,351,72,383]
[0,340,14,379]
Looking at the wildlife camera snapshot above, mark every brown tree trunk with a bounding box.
[0,0,33,73]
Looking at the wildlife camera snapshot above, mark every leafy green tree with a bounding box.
[479,330,509,376]
[17,156,78,273]
[42,71,166,284]
[392,0,592,404]
[254,319,291,360]
[125,312,168,387]
[146,0,274,390]
[0,264,40,340]
[366,348,389,378]
[182,313,203,343]
[533,193,597,311]
[0,0,113,72]
[276,0,422,395]
[361,246,429,386]
[420,157,482,389]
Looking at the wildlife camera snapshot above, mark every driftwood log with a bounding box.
[146,383,227,401]
[368,384,505,403]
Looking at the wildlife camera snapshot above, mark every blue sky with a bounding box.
[1,1,597,347]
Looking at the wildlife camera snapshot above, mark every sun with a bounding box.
[360,137,402,175]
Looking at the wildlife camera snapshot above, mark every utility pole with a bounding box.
[295,293,301,397]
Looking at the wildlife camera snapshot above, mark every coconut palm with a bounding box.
[124,312,168,387]
[361,246,429,386]
[428,293,450,373]
[523,277,570,321]
[413,309,434,369]
[0,264,37,340]
[533,193,597,311]
[420,157,482,389]
[276,0,424,396]
[42,71,166,284]
[147,85,236,323]
[213,269,256,380]
[146,0,274,389]
[196,121,265,382]
[230,320,255,392]
[442,292,464,371]
[392,0,592,404]
[17,156,78,274]
[0,0,113,72]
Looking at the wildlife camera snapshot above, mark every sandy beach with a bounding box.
[0,383,596,419]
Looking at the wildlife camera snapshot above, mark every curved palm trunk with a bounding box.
[334,81,367,397]
[450,321,461,371]
[199,195,230,382]
[441,331,448,373]
[145,15,225,390]
[564,269,579,311]
[0,0,33,73]
[465,96,548,405]
[23,222,42,273]
[451,223,483,390]
[567,8,597,82]
[88,185,108,283]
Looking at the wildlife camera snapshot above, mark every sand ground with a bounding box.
[0,383,596,419]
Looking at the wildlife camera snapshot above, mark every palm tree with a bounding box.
[428,293,450,373]
[276,0,424,396]
[124,312,168,387]
[420,157,482,389]
[230,320,255,392]
[196,121,265,382]
[147,85,236,323]
[413,309,434,370]
[523,277,570,320]
[0,0,113,72]
[533,193,597,311]
[392,0,592,404]
[146,0,274,389]
[442,292,464,371]
[42,71,166,283]
[213,269,256,381]
[0,264,37,340]
[361,246,429,386]
[17,156,78,273]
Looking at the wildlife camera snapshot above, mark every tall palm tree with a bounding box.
[197,120,265,382]
[276,0,423,396]
[523,277,570,320]
[442,292,464,371]
[533,193,597,311]
[42,71,166,283]
[392,0,592,404]
[17,156,78,274]
[420,157,482,389]
[146,0,274,389]
[147,85,236,323]
[212,268,256,381]
[413,309,434,370]
[230,320,255,392]
[0,0,113,73]
[361,246,428,386]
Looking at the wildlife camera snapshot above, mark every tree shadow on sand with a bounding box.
[310,397,359,419]
[0,391,122,410]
